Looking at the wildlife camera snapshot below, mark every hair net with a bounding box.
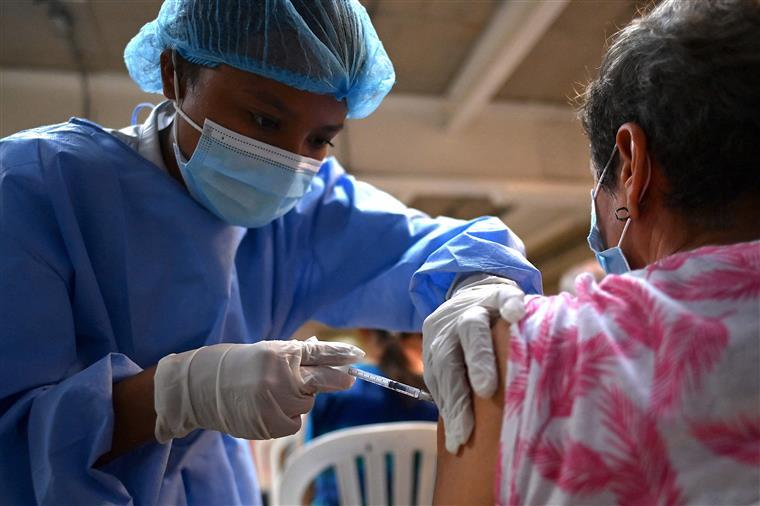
[124,0,395,119]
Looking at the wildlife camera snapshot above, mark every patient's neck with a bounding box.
[653,196,760,263]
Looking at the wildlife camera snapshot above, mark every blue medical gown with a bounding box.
[0,119,541,505]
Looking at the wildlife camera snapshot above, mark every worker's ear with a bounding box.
[160,50,177,101]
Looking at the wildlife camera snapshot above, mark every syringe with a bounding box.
[347,366,436,404]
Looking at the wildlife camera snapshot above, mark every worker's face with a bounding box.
[163,57,347,161]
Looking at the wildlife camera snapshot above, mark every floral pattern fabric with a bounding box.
[498,241,760,505]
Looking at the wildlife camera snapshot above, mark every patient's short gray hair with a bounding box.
[580,0,760,228]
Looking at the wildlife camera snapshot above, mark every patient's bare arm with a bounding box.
[433,320,510,505]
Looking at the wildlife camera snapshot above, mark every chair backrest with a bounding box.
[269,419,307,506]
[276,422,437,506]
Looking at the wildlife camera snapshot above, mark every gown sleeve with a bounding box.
[0,139,168,504]
[290,158,542,332]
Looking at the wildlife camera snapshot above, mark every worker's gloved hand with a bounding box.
[422,275,526,454]
[154,336,364,443]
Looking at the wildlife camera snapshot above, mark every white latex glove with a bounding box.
[154,336,364,443]
[422,275,526,453]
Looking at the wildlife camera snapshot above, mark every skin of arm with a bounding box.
[433,320,510,505]
[95,366,157,466]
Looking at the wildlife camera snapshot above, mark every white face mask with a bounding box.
[586,146,651,274]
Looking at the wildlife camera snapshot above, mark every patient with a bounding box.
[431,0,760,504]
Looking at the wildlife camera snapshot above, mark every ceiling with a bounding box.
[0,1,163,72]
[496,0,639,103]
[2,0,644,102]
[0,0,652,292]
[364,0,501,95]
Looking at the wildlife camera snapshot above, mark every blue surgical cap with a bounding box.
[124,0,395,119]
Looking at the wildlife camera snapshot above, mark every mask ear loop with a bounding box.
[171,50,205,163]
[616,154,652,248]
[593,145,618,199]
[172,50,180,147]
[171,50,203,135]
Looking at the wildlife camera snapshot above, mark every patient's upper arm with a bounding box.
[433,320,511,505]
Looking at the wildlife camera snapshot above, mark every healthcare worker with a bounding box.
[0,1,540,504]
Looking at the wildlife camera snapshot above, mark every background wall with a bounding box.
[0,0,651,292]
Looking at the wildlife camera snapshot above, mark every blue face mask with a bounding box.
[588,188,633,275]
[171,67,322,228]
[586,146,650,275]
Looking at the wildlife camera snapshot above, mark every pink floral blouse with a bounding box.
[498,241,760,505]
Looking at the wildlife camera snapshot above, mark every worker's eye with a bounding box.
[309,137,335,149]
[251,113,279,130]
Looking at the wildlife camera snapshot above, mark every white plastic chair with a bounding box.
[276,422,437,506]
[269,418,307,506]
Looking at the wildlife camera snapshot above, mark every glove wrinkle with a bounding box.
[422,276,526,454]
[215,345,235,435]
[153,337,362,442]
[182,347,203,431]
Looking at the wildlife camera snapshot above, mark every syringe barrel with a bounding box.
[387,379,419,397]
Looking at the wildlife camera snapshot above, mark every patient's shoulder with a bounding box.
[515,271,668,350]
[498,265,759,504]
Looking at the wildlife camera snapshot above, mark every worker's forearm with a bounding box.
[96,365,158,466]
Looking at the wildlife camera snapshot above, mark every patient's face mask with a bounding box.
[586,146,650,275]
[171,65,322,228]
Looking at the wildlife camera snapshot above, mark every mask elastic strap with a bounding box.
[174,98,203,133]
[172,50,203,135]
[616,218,632,248]
[593,145,618,199]
[616,154,652,248]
